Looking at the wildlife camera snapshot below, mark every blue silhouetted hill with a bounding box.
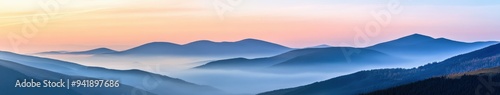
[105,39,292,57]
[196,47,406,73]
[0,59,156,95]
[364,66,500,95]
[0,51,231,95]
[258,43,500,95]
[37,48,117,55]
[368,33,497,59]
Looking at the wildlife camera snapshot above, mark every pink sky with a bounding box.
[0,0,499,53]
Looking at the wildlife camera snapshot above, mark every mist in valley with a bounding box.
[30,54,439,94]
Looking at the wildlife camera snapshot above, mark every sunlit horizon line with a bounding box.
[1,0,499,54]
[1,32,498,54]
[28,33,499,52]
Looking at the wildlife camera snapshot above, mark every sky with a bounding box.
[0,0,499,53]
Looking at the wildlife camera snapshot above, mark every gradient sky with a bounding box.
[1,0,499,53]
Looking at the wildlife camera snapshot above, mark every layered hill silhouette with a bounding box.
[195,47,406,72]
[196,34,496,73]
[21,34,499,94]
[368,34,497,60]
[0,51,230,95]
[258,43,500,95]
[37,48,117,55]
[0,59,156,95]
[365,66,500,95]
[307,44,332,48]
[36,39,291,58]
[98,39,291,57]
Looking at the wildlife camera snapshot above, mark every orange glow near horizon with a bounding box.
[1,0,499,53]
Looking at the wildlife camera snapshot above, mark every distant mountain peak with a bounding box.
[259,43,500,95]
[238,38,267,43]
[78,47,117,54]
[434,38,459,43]
[185,40,217,45]
[241,38,281,44]
[147,41,178,45]
[0,51,16,55]
[114,38,291,56]
[141,42,180,46]
[400,33,434,41]
[185,39,271,45]
[197,40,215,42]
[309,44,332,48]
[371,33,435,46]
[90,47,115,51]
[35,47,117,55]
[407,33,432,38]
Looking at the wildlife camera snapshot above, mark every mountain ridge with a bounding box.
[0,51,231,95]
[368,34,497,61]
[259,43,500,95]
[37,47,117,55]
[104,39,292,57]
[196,34,497,73]
[365,66,500,95]
[195,47,406,73]
[0,59,157,95]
